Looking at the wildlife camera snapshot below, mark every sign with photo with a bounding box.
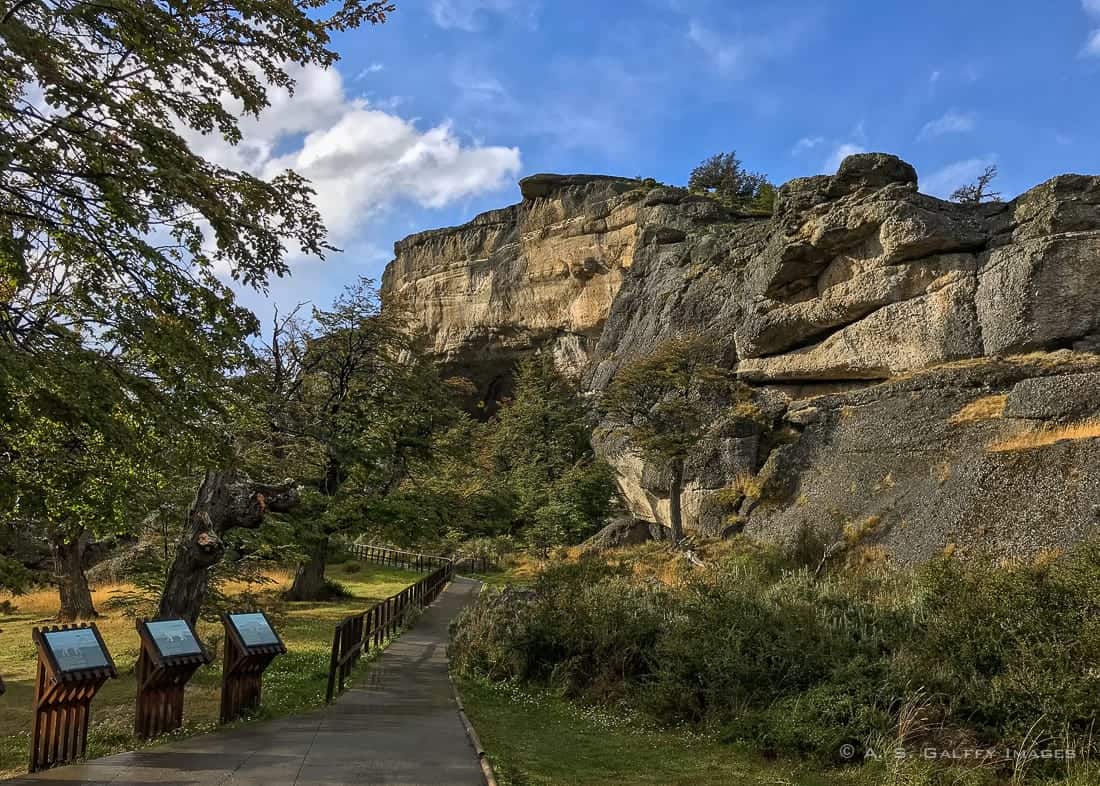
[227,612,280,648]
[42,628,110,673]
[145,620,204,659]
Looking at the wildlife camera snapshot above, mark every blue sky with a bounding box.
[231,0,1100,320]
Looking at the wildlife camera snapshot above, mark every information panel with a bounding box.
[42,628,110,673]
[227,613,280,648]
[145,620,204,659]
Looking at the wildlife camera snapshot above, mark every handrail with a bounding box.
[349,543,451,572]
[325,550,454,702]
[351,543,491,574]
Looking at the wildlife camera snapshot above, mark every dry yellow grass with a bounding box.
[950,394,1007,424]
[843,515,883,545]
[988,417,1100,453]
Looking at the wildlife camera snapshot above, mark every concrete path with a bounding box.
[9,577,485,786]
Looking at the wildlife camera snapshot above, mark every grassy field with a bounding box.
[0,562,418,779]
[456,677,870,786]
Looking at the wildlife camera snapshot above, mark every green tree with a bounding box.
[254,279,455,600]
[688,151,774,213]
[380,356,616,554]
[3,343,192,618]
[1,0,395,616]
[600,334,741,545]
[489,356,616,552]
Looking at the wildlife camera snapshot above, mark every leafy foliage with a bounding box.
[688,151,776,213]
[0,0,397,608]
[384,356,617,554]
[600,333,744,542]
[601,334,740,462]
[453,541,1100,780]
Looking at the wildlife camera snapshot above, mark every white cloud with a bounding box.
[920,156,997,199]
[184,64,521,250]
[269,114,519,235]
[449,55,656,157]
[824,143,866,173]
[687,20,747,75]
[687,15,814,78]
[929,70,941,84]
[1084,0,1100,15]
[1084,29,1100,57]
[430,0,539,32]
[918,110,977,140]
[450,62,507,95]
[791,136,825,155]
[354,63,384,80]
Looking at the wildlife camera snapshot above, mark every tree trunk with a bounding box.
[284,453,340,602]
[54,534,97,621]
[158,470,299,624]
[285,537,328,601]
[668,458,685,547]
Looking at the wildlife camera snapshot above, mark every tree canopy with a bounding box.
[688,151,775,213]
[600,334,742,544]
[0,0,397,613]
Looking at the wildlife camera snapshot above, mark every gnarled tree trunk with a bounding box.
[158,470,299,624]
[53,533,97,621]
[285,536,328,601]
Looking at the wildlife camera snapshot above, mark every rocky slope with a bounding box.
[381,154,1100,561]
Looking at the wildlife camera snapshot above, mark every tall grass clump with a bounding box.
[450,538,1100,782]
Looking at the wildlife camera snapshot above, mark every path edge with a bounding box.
[450,671,499,786]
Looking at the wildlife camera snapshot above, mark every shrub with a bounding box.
[451,539,1100,779]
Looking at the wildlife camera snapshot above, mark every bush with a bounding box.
[451,539,1100,779]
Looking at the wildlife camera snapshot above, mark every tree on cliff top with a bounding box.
[688,151,775,213]
[951,165,1002,204]
[600,334,740,546]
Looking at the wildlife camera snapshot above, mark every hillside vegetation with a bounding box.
[452,540,1100,786]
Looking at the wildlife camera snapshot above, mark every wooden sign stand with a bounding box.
[134,618,212,739]
[29,623,117,773]
[219,611,285,723]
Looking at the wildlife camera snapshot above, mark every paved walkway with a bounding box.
[9,577,485,786]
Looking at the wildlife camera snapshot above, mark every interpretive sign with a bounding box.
[30,623,117,772]
[220,611,285,723]
[134,618,211,739]
[145,619,204,659]
[41,627,110,673]
[227,612,281,649]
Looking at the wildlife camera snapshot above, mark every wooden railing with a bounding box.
[325,553,453,702]
[453,554,491,573]
[349,543,451,573]
[351,543,493,574]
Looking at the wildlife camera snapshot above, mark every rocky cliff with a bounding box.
[381,154,1100,561]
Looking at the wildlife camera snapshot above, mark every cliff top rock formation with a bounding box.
[382,153,1100,561]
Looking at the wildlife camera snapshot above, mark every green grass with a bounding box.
[456,676,869,786]
[0,563,418,779]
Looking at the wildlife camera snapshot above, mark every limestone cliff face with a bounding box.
[381,155,1100,560]
[381,175,643,404]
